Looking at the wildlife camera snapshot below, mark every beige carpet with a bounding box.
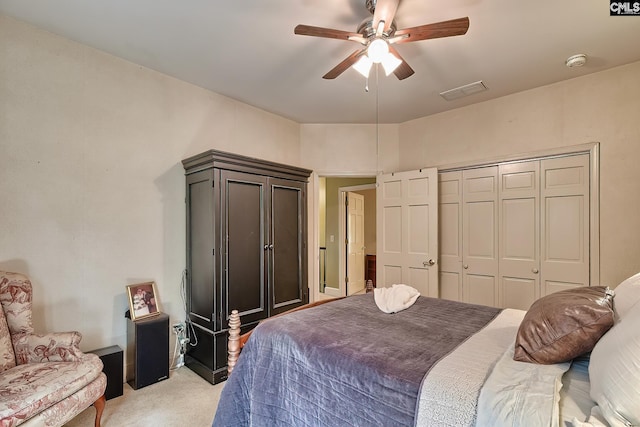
[66,367,225,427]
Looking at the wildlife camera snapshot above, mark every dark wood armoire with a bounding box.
[182,150,311,384]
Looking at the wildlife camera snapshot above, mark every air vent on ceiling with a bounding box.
[439,81,487,101]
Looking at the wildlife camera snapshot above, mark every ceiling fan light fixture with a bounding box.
[381,52,401,76]
[367,38,388,63]
[353,55,373,78]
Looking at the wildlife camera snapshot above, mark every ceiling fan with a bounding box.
[294,0,469,80]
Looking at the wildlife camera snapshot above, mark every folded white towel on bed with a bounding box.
[374,284,420,313]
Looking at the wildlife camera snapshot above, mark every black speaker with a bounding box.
[127,313,169,390]
[90,345,123,400]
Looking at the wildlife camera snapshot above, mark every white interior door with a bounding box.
[377,169,439,296]
[346,192,365,295]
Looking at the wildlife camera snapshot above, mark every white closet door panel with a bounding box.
[466,274,497,307]
[498,161,540,309]
[467,201,497,259]
[462,167,498,306]
[541,155,590,294]
[439,271,461,301]
[440,203,460,258]
[438,171,462,301]
[502,277,537,310]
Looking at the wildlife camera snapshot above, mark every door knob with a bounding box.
[423,259,436,267]
[463,264,469,269]
[532,268,539,274]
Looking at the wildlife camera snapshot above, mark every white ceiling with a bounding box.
[1,0,639,124]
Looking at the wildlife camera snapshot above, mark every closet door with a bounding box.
[269,178,307,316]
[498,161,540,310]
[438,171,463,301]
[462,166,499,306]
[220,170,269,327]
[540,154,590,294]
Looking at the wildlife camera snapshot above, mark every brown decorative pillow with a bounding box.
[514,286,614,364]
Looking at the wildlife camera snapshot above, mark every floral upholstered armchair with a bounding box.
[0,271,107,427]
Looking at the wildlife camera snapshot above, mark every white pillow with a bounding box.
[612,272,640,320]
[589,298,640,427]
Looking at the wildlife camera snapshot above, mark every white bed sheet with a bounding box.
[415,308,526,426]
[560,355,594,425]
[416,307,607,427]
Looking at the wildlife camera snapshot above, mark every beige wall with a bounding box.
[399,61,640,288]
[0,15,301,370]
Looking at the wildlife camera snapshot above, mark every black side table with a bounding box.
[90,345,124,400]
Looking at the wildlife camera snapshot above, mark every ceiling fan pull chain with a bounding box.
[365,76,369,93]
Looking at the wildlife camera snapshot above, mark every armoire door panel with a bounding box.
[186,170,216,331]
[221,171,268,326]
[270,180,306,314]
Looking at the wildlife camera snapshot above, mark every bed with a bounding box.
[213,274,640,427]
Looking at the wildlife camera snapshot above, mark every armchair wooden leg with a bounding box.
[93,394,106,427]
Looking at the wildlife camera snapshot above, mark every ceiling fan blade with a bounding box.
[388,45,414,80]
[294,24,361,41]
[393,17,469,43]
[372,0,400,34]
[323,49,366,79]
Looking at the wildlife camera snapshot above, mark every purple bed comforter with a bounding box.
[213,293,500,427]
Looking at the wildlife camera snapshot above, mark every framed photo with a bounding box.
[126,281,161,321]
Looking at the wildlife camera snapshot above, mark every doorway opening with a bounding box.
[317,176,376,298]
[339,184,377,296]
